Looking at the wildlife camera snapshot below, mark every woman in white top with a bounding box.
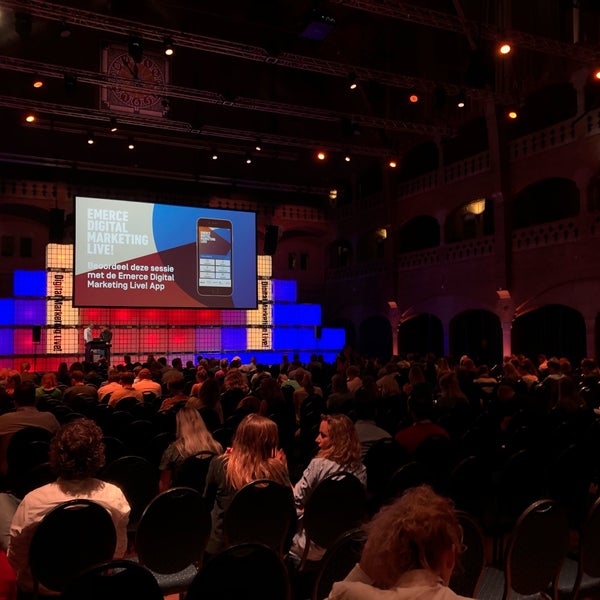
[291,413,367,561]
[329,485,471,600]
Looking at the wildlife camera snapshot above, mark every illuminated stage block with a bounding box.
[15,300,46,326]
[273,304,321,326]
[138,309,168,325]
[272,327,315,350]
[221,328,247,352]
[247,328,273,351]
[0,301,14,325]
[48,329,80,355]
[195,310,223,325]
[221,310,247,326]
[46,243,73,269]
[0,330,14,354]
[272,280,297,303]
[167,310,199,326]
[257,255,272,278]
[170,329,195,352]
[316,328,346,350]
[14,271,46,297]
[195,328,222,353]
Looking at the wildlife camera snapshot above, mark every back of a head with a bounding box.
[361,485,462,588]
[14,382,37,407]
[408,382,434,419]
[49,418,105,479]
[319,413,361,465]
[119,372,135,386]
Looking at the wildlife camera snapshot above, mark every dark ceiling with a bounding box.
[0,0,598,205]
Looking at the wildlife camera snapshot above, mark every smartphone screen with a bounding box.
[197,218,233,296]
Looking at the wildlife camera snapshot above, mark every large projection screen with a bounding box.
[74,196,257,309]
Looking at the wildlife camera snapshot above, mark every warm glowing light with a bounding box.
[128,139,135,150]
[329,189,338,200]
[349,81,357,90]
[344,154,351,162]
[507,109,518,120]
[246,155,252,164]
[33,79,43,89]
[409,94,419,103]
[467,198,486,215]
[317,151,326,160]
[211,152,218,160]
[594,70,600,81]
[388,160,397,168]
[499,43,512,55]
[25,113,35,123]
[87,134,94,145]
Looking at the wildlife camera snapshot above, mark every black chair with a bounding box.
[29,499,117,598]
[311,528,367,600]
[62,559,163,600]
[502,498,570,600]
[101,436,129,468]
[445,454,493,518]
[384,460,432,502]
[172,451,215,492]
[362,437,407,497]
[412,434,456,489]
[223,479,296,556]
[449,511,486,598]
[300,471,367,569]
[134,486,211,596]
[114,396,141,413]
[186,543,292,600]
[146,430,176,467]
[12,461,56,500]
[101,455,159,530]
[122,419,155,458]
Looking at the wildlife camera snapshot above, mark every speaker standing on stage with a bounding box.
[84,323,94,362]
[100,325,112,344]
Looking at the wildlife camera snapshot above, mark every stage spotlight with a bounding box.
[409,92,419,103]
[388,159,398,168]
[86,131,95,145]
[163,37,174,56]
[457,90,466,108]
[255,139,262,152]
[211,149,218,160]
[127,138,135,150]
[507,107,518,120]
[344,153,351,162]
[498,42,512,55]
[24,112,36,123]
[128,35,144,63]
[593,69,600,81]
[329,189,338,200]
[109,118,118,133]
[32,77,44,89]
[245,153,252,164]
[14,12,32,39]
[317,151,326,160]
[348,72,358,90]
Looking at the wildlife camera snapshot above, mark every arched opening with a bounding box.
[359,316,392,362]
[398,313,443,357]
[512,178,579,229]
[444,198,494,243]
[396,215,440,254]
[512,304,586,366]
[449,310,502,366]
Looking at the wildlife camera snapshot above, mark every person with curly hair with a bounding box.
[291,413,367,561]
[328,485,469,600]
[203,413,290,556]
[6,419,130,594]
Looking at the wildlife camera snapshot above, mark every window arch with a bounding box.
[396,215,440,254]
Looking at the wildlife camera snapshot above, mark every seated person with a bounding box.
[394,383,449,456]
[62,370,98,405]
[132,368,162,398]
[329,485,470,600]
[7,419,130,594]
[107,372,143,407]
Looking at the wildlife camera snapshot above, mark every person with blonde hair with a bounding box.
[329,485,469,600]
[203,413,290,555]
[291,413,367,561]
[159,407,223,492]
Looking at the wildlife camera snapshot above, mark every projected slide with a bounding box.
[74,196,257,309]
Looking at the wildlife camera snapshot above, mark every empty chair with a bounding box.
[134,486,211,597]
[101,455,159,530]
[449,511,486,598]
[186,543,291,600]
[28,499,117,598]
[223,479,296,555]
[312,528,367,600]
[62,559,163,600]
[502,498,569,600]
[299,471,367,569]
[445,455,493,518]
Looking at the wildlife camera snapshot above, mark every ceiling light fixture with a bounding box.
[211,149,218,160]
[32,77,44,89]
[388,159,398,168]
[109,118,118,133]
[317,151,326,161]
[24,112,36,123]
[255,139,262,152]
[127,138,135,150]
[348,72,358,90]
[344,153,351,162]
[457,90,466,108]
[499,42,512,55]
[409,91,419,103]
[594,69,600,81]
[245,153,252,164]
[86,131,95,145]
[163,37,174,56]
[507,108,518,120]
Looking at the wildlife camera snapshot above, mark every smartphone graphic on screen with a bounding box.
[197,218,233,296]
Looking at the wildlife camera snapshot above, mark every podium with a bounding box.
[90,340,111,364]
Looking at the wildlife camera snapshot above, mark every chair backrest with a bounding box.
[303,471,367,551]
[384,460,432,502]
[114,397,140,413]
[311,528,367,600]
[503,498,570,600]
[101,455,159,527]
[172,451,215,492]
[362,437,407,495]
[185,543,291,600]
[572,494,600,600]
[62,559,163,600]
[29,499,117,593]
[445,455,492,518]
[223,479,296,555]
[135,486,211,574]
[450,511,486,598]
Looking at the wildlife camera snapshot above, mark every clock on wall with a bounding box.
[101,45,169,116]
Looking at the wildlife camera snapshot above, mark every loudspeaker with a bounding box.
[49,208,65,243]
[263,225,279,255]
[32,326,41,343]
